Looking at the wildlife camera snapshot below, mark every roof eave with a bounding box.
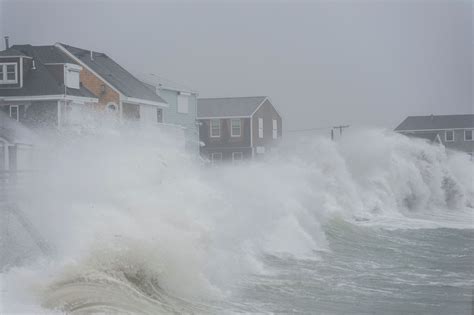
[122,96,169,108]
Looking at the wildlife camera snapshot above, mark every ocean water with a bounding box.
[1,127,473,314]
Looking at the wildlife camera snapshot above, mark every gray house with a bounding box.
[197,96,282,162]
[395,114,474,155]
[139,75,199,154]
[0,44,99,129]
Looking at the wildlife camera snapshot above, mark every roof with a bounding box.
[197,96,267,118]
[0,48,27,57]
[59,43,166,105]
[11,45,76,64]
[138,74,197,94]
[395,115,474,131]
[0,45,96,99]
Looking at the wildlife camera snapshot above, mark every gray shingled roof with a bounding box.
[395,115,474,131]
[12,45,77,64]
[197,96,267,118]
[60,43,166,105]
[0,48,27,57]
[0,45,96,98]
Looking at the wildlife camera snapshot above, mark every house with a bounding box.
[197,96,282,162]
[55,43,169,125]
[395,114,474,155]
[140,75,199,154]
[0,42,99,129]
[0,113,36,171]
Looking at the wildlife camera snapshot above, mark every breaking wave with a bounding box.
[1,127,473,313]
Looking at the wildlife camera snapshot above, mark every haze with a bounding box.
[0,0,471,130]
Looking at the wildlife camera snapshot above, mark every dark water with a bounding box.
[235,220,474,314]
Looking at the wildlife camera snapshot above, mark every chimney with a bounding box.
[90,50,94,61]
[4,36,9,49]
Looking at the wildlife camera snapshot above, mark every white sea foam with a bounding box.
[1,126,472,313]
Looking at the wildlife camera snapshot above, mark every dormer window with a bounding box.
[64,63,82,89]
[0,63,18,84]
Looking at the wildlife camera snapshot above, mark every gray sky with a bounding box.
[0,0,472,130]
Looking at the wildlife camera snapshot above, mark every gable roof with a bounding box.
[0,48,27,57]
[0,45,96,99]
[58,43,166,105]
[395,114,474,131]
[197,96,267,118]
[12,45,76,64]
[138,74,197,94]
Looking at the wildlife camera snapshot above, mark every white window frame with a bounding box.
[0,63,18,84]
[211,152,222,163]
[256,146,265,154]
[210,119,221,138]
[231,119,241,137]
[464,129,473,141]
[177,94,189,114]
[232,152,243,162]
[445,130,455,142]
[156,108,163,123]
[9,105,19,121]
[272,119,278,139]
[258,118,263,138]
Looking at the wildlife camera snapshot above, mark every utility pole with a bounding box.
[331,125,350,140]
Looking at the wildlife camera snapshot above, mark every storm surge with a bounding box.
[1,127,473,314]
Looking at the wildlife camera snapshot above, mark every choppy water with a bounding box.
[1,127,473,314]
[235,221,474,314]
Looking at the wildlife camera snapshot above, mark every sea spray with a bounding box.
[1,126,472,313]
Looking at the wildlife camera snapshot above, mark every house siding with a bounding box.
[402,129,474,154]
[199,118,251,160]
[79,66,120,109]
[251,99,282,153]
[159,88,199,154]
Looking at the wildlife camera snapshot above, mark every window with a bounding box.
[445,130,454,142]
[211,152,222,163]
[232,152,243,162]
[66,69,80,89]
[106,103,118,112]
[157,108,163,123]
[231,119,241,137]
[258,118,263,138]
[9,105,19,121]
[177,94,189,113]
[0,63,18,84]
[464,130,473,141]
[210,119,220,137]
[272,119,278,139]
[256,146,265,154]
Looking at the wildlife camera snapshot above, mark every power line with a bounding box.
[286,126,333,133]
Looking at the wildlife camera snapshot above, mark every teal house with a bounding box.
[140,75,200,155]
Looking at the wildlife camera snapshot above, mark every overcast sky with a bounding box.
[0,0,471,130]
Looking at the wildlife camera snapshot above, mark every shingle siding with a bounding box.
[252,99,282,151]
[396,115,474,154]
[158,88,199,153]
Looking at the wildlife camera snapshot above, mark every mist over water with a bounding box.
[1,125,473,314]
